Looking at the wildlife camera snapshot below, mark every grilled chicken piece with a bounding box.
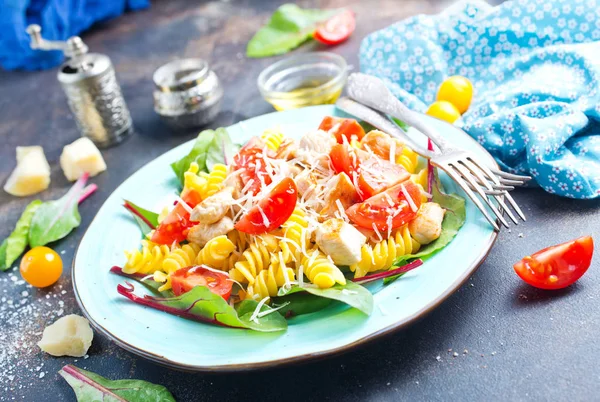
[187,217,234,247]
[361,130,405,161]
[190,187,235,224]
[408,202,445,245]
[275,138,298,160]
[316,219,367,265]
[320,172,360,219]
[295,170,318,198]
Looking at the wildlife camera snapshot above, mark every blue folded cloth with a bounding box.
[360,0,600,199]
[0,0,149,71]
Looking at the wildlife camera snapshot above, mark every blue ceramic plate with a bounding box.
[73,105,497,371]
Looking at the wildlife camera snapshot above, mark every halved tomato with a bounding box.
[235,178,298,235]
[319,116,365,144]
[232,137,273,195]
[180,188,202,208]
[514,236,593,290]
[346,181,422,231]
[314,10,356,46]
[357,157,410,199]
[151,200,195,245]
[329,144,359,176]
[171,266,232,299]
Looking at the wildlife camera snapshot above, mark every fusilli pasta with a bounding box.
[246,251,295,300]
[123,240,170,275]
[155,243,201,291]
[198,163,227,199]
[301,250,346,289]
[229,235,279,284]
[195,235,236,269]
[279,207,309,264]
[350,226,421,278]
[182,162,208,195]
[260,127,285,151]
[396,146,419,173]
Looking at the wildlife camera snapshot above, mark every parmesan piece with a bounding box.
[37,314,93,357]
[60,137,107,181]
[4,146,50,196]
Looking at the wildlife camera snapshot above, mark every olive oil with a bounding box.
[266,76,343,111]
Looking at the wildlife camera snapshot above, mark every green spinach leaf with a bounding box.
[171,128,238,186]
[384,178,466,284]
[117,282,287,332]
[123,200,159,237]
[0,200,42,270]
[28,176,88,248]
[59,364,175,402]
[276,281,373,316]
[272,291,334,317]
[247,4,337,58]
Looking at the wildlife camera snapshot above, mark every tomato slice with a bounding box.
[357,157,410,199]
[314,10,356,46]
[232,137,273,195]
[180,188,202,208]
[329,144,359,176]
[514,236,593,290]
[151,201,194,245]
[235,178,298,235]
[319,116,365,144]
[346,181,422,231]
[171,266,232,300]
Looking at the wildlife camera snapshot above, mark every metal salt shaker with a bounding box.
[26,24,133,148]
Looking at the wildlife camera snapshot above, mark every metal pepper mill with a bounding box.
[26,24,133,147]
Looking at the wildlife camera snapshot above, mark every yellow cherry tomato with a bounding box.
[20,246,63,288]
[436,75,473,114]
[426,101,461,123]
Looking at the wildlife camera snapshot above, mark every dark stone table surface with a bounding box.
[1,1,598,401]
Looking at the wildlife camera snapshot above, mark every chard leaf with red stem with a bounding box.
[123,201,159,236]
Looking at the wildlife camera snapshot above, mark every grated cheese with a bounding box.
[175,197,193,214]
[256,205,270,228]
[250,297,270,323]
[372,222,383,243]
[400,183,418,212]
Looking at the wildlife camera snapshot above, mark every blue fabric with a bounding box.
[360,0,600,199]
[0,0,149,71]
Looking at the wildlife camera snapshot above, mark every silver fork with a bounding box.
[339,73,531,230]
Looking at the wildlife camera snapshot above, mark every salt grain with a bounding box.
[38,373,44,379]
[436,356,441,361]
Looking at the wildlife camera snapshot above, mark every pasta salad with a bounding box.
[112,117,465,332]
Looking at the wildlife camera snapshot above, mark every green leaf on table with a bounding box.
[170,128,237,186]
[0,200,42,271]
[246,4,337,58]
[117,283,287,332]
[123,200,159,237]
[59,364,175,402]
[28,176,88,248]
[384,178,466,285]
[275,281,373,316]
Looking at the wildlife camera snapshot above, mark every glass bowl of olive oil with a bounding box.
[258,52,348,111]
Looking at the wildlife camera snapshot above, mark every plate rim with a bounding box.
[72,105,499,372]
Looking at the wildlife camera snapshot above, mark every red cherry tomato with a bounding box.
[357,157,410,199]
[513,236,593,290]
[171,266,232,300]
[180,188,202,208]
[347,181,421,231]
[235,178,297,235]
[318,116,365,144]
[314,10,356,46]
[151,201,194,245]
[329,144,359,176]
[232,137,273,195]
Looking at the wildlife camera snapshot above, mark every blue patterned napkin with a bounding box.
[360,0,600,199]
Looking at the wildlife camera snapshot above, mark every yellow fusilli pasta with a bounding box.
[195,235,236,269]
[198,163,227,199]
[182,162,208,196]
[396,146,419,173]
[246,252,296,300]
[154,243,201,291]
[279,207,309,264]
[229,235,279,284]
[260,127,285,151]
[350,226,421,279]
[301,250,346,289]
[123,240,170,275]
[228,230,249,251]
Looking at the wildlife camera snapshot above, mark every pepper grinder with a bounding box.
[26,24,133,148]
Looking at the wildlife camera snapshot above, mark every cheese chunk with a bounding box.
[60,137,107,181]
[37,314,93,357]
[3,146,51,196]
[316,218,367,265]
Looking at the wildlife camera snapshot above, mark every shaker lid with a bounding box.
[153,58,210,93]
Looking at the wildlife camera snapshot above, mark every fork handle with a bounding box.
[347,73,455,152]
